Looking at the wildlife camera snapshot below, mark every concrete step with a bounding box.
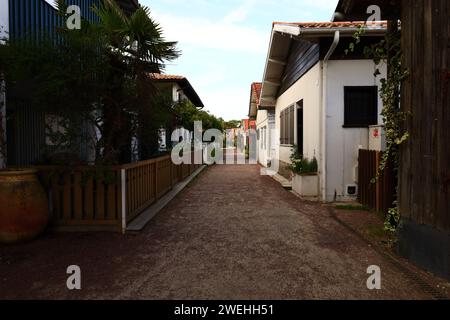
[272,173,292,190]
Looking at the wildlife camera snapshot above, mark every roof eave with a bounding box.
[260,23,387,105]
[153,77,204,109]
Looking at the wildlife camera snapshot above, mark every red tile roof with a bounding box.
[272,21,387,29]
[251,82,262,106]
[149,73,185,80]
[148,73,204,109]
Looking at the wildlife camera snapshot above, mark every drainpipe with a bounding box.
[320,30,340,202]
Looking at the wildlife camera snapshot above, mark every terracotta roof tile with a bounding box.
[272,21,387,29]
[251,82,262,106]
[149,73,185,80]
[148,73,204,109]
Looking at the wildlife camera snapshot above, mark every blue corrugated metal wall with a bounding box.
[8,0,101,39]
[6,0,101,165]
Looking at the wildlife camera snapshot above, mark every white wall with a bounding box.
[172,83,181,102]
[256,109,268,166]
[256,109,276,167]
[274,63,322,165]
[325,59,387,201]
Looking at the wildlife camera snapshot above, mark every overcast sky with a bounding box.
[140,0,338,121]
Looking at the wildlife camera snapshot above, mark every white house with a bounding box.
[260,21,388,202]
[248,82,275,168]
[149,73,205,151]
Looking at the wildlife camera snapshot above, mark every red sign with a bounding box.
[373,129,380,138]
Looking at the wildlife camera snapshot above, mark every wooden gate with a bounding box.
[358,149,397,215]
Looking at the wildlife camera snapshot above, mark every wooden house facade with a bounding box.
[334,0,449,280]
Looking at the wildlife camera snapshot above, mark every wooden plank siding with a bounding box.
[396,0,450,279]
[399,0,450,231]
[278,40,320,96]
[358,150,396,215]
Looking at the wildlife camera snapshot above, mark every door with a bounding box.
[296,100,304,156]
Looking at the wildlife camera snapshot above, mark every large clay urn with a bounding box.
[0,169,49,244]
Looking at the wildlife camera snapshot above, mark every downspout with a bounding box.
[320,30,340,202]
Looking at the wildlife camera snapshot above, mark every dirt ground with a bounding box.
[0,164,448,300]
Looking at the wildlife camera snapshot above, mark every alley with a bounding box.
[0,165,441,299]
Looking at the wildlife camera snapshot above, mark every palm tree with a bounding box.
[0,0,178,165]
[90,0,180,164]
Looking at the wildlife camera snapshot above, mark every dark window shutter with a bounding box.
[280,111,284,144]
[344,86,378,127]
[285,108,289,144]
[289,106,295,145]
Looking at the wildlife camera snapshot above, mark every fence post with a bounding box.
[155,161,158,198]
[121,169,127,234]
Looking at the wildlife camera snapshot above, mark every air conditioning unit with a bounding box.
[369,125,386,151]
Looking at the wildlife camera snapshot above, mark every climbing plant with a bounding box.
[346,22,410,233]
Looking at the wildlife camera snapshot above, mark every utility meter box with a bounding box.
[369,125,386,151]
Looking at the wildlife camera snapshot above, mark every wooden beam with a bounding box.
[268,58,286,66]
[258,105,276,110]
[265,80,281,87]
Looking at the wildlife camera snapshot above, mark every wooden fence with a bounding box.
[358,149,397,215]
[35,154,202,232]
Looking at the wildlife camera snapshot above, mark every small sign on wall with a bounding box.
[369,125,386,151]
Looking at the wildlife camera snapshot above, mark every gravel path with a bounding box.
[0,165,443,299]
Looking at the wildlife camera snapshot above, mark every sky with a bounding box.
[140,0,339,121]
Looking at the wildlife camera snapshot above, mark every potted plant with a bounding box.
[290,147,319,198]
[0,169,49,244]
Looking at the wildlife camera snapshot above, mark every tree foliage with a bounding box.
[347,22,409,233]
[0,0,180,165]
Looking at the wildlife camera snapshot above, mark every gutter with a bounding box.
[262,23,386,105]
[320,30,340,202]
[273,23,386,37]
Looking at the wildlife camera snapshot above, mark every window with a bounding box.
[261,126,267,150]
[263,127,267,150]
[280,105,295,145]
[344,86,378,127]
[296,100,304,155]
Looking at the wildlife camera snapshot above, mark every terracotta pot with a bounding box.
[0,169,49,244]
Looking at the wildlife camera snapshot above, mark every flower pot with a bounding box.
[292,173,319,197]
[0,169,49,244]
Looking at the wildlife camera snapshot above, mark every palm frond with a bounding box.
[92,0,130,47]
[127,6,180,69]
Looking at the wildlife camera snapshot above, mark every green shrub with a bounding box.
[291,157,318,175]
[289,145,318,175]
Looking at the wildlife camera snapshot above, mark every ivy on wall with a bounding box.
[347,22,410,233]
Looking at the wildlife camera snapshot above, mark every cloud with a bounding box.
[202,87,251,120]
[146,0,340,121]
[223,0,258,24]
[301,0,338,10]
